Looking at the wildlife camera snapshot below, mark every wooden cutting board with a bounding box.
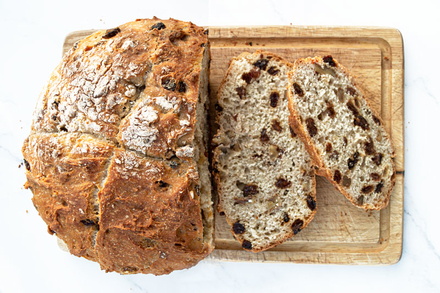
[64,26,404,265]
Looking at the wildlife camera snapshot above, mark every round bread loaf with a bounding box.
[22,18,214,275]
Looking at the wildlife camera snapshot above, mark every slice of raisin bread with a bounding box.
[212,51,317,252]
[287,56,396,210]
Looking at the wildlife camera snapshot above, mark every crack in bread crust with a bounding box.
[22,18,213,275]
[213,51,316,252]
[287,56,396,210]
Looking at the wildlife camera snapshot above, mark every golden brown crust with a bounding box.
[212,50,317,252]
[287,56,396,210]
[22,18,213,275]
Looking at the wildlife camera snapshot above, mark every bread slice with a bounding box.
[212,51,317,252]
[22,18,213,275]
[287,56,396,210]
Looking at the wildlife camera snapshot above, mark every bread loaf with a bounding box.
[22,18,213,275]
[287,56,395,210]
[213,51,317,252]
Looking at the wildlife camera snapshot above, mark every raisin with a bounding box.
[323,55,336,67]
[243,184,259,197]
[242,69,261,84]
[151,22,166,30]
[333,170,342,183]
[343,137,348,146]
[291,219,304,235]
[233,222,245,234]
[354,97,361,108]
[260,128,270,143]
[370,173,381,181]
[362,185,374,194]
[342,175,351,187]
[215,103,223,112]
[326,101,336,118]
[375,182,384,193]
[52,115,57,121]
[372,153,383,166]
[364,138,375,155]
[354,115,370,130]
[326,142,333,153]
[289,126,297,137]
[178,81,187,93]
[156,180,170,188]
[23,159,31,171]
[346,86,357,97]
[102,27,121,39]
[306,195,316,211]
[138,85,146,92]
[357,195,364,205]
[80,219,96,226]
[60,126,68,132]
[219,211,225,216]
[271,119,282,132]
[236,86,246,99]
[347,100,359,116]
[267,66,280,75]
[293,83,304,97]
[275,178,292,189]
[162,78,176,91]
[330,151,339,160]
[270,92,280,107]
[373,115,381,125]
[253,59,269,70]
[347,152,359,169]
[242,240,252,249]
[306,118,318,137]
[283,213,290,223]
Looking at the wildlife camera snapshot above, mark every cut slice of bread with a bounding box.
[287,56,396,210]
[212,51,317,252]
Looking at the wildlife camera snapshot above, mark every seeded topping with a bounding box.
[233,222,245,234]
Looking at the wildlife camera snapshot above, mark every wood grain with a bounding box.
[63,26,404,265]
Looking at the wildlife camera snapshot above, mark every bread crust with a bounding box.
[22,18,213,275]
[212,50,317,252]
[287,56,396,210]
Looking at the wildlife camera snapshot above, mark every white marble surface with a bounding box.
[1,0,439,292]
